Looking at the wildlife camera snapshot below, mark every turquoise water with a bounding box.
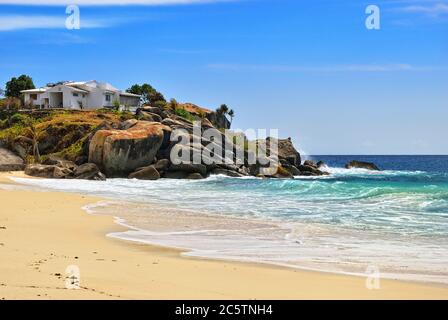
[189,167,448,237]
[8,155,448,284]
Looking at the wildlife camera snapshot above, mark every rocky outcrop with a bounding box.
[163,171,190,179]
[297,164,329,176]
[24,162,106,180]
[25,164,72,179]
[270,166,294,179]
[345,160,380,171]
[168,163,207,176]
[42,156,76,171]
[0,147,25,171]
[81,121,118,162]
[186,173,204,180]
[277,138,301,167]
[257,137,301,168]
[211,168,245,178]
[282,164,301,176]
[316,161,326,169]
[119,119,138,130]
[137,106,169,120]
[73,163,106,180]
[206,111,230,129]
[88,121,171,177]
[295,159,330,176]
[2,109,313,181]
[137,111,162,123]
[128,165,160,180]
[303,160,317,167]
[154,159,170,173]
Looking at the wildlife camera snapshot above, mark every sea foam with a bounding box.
[7,159,448,285]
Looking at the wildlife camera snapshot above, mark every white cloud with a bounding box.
[398,2,448,16]
[0,0,227,5]
[0,15,109,31]
[206,63,438,72]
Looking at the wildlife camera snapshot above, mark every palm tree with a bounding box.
[18,121,44,163]
[228,109,235,127]
[169,98,178,112]
[217,104,229,115]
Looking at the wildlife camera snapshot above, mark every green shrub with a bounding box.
[0,97,21,110]
[0,123,28,147]
[175,108,195,122]
[153,100,167,109]
[0,118,8,129]
[9,113,30,126]
[50,138,85,161]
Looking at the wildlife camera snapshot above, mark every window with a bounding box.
[73,93,79,97]
[105,94,111,102]
[30,94,37,100]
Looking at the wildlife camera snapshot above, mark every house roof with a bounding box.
[66,81,93,86]
[69,87,90,94]
[21,88,48,93]
[119,92,141,98]
[46,85,89,94]
[21,81,141,98]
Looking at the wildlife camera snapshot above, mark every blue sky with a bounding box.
[0,0,447,154]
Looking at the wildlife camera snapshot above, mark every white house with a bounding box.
[21,80,141,111]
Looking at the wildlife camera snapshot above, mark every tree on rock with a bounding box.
[5,75,35,98]
[127,83,166,106]
[214,104,234,129]
[216,104,229,116]
[228,109,235,126]
[17,119,45,163]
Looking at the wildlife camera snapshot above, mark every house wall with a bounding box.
[46,85,88,109]
[22,82,140,110]
[119,95,140,108]
[23,93,45,107]
[83,88,119,109]
[84,88,103,109]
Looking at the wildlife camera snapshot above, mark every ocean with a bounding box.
[9,155,448,284]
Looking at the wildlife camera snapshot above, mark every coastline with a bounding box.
[1,172,447,299]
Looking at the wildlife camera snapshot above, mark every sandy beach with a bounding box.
[0,171,447,300]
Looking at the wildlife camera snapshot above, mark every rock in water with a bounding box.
[88,121,171,177]
[0,147,25,171]
[186,173,204,180]
[211,168,244,178]
[271,166,294,179]
[316,161,326,169]
[128,165,160,180]
[163,171,190,179]
[297,165,329,176]
[168,163,207,176]
[257,137,301,168]
[283,165,301,176]
[345,160,380,171]
[303,160,317,168]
